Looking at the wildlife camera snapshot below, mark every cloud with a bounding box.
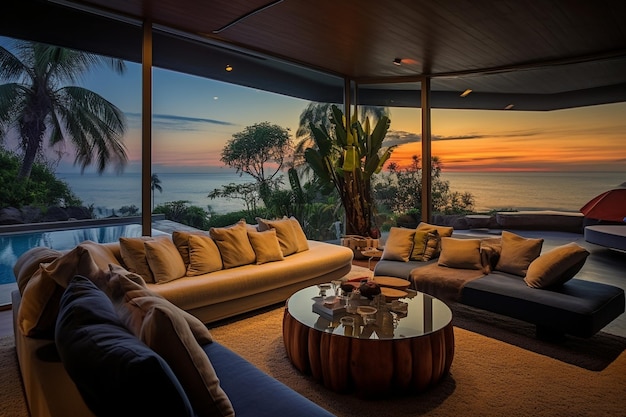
[384,128,543,147]
[125,112,237,131]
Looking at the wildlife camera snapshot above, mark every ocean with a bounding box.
[56,171,626,216]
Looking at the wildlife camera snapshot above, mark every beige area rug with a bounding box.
[209,306,626,417]
[0,336,29,417]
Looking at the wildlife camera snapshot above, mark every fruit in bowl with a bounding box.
[359,281,381,299]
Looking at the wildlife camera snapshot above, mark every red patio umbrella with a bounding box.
[580,183,626,223]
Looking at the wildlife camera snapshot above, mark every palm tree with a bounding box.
[0,40,128,179]
[151,173,163,211]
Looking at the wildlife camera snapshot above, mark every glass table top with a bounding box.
[286,285,452,340]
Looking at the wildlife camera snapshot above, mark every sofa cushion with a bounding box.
[410,229,439,261]
[17,245,105,338]
[55,275,196,417]
[256,216,309,256]
[495,230,543,277]
[438,237,483,270]
[416,222,453,258]
[108,264,213,345]
[186,234,223,276]
[172,230,210,266]
[13,247,63,294]
[119,236,161,283]
[144,237,187,284]
[247,229,284,264]
[210,220,256,268]
[125,295,235,417]
[381,227,416,262]
[524,242,590,288]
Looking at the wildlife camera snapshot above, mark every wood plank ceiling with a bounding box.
[11,0,626,109]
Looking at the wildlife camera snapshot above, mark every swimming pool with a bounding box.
[0,224,168,285]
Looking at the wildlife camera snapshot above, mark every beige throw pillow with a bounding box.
[144,238,187,284]
[186,234,223,276]
[256,217,299,256]
[119,236,159,283]
[438,237,483,270]
[381,227,416,262]
[172,230,210,267]
[248,229,285,264]
[126,296,234,417]
[209,220,256,268]
[495,230,544,277]
[524,242,590,288]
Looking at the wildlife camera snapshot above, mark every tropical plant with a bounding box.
[0,40,128,179]
[220,122,292,204]
[304,104,395,237]
[151,173,162,211]
[373,154,475,218]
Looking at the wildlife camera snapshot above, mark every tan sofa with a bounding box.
[12,221,353,417]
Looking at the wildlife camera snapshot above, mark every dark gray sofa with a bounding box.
[374,259,625,339]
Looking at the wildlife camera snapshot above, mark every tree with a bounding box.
[220,122,293,204]
[151,173,162,211]
[305,105,395,237]
[0,40,128,179]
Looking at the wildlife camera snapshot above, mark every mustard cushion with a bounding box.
[288,216,309,252]
[256,217,299,256]
[17,245,103,338]
[410,230,441,261]
[247,229,285,264]
[144,238,187,284]
[172,230,210,267]
[438,237,483,270]
[381,227,416,262]
[124,296,235,417]
[495,230,543,277]
[524,242,590,288]
[119,236,160,283]
[14,247,63,294]
[416,222,454,237]
[186,234,223,276]
[209,220,256,268]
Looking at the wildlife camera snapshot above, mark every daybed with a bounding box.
[374,224,625,339]
[12,218,351,417]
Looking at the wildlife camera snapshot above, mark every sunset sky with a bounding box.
[2,36,625,174]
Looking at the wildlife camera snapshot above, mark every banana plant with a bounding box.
[304,105,395,237]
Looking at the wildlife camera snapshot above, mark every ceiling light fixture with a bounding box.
[225,64,233,72]
[504,104,515,110]
[393,58,402,66]
[460,89,472,97]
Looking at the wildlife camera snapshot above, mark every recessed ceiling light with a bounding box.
[225,64,233,72]
[393,58,402,66]
[460,89,472,97]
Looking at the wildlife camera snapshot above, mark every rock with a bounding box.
[42,206,68,222]
[20,206,43,223]
[0,207,24,225]
[66,206,92,220]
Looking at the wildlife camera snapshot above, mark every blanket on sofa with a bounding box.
[410,264,485,302]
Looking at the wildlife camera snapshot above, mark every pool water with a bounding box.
[0,224,167,285]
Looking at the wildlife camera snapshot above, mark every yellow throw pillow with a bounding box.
[14,247,63,295]
[256,216,299,256]
[381,227,416,262]
[288,216,309,252]
[524,242,590,288]
[125,296,234,417]
[438,237,483,270]
[416,222,453,258]
[172,230,210,267]
[119,236,158,283]
[248,229,285,264]
[209,220,256,268]
[186,234,223,276]
[144,238,187,284]
[18,245,103,338]
[495,230,544,277]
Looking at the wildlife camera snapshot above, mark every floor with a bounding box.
[1,228,625,339]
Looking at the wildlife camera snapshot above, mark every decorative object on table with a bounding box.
[356,305,377,324]
[372,276,411,290]
[380,287,408,301]
[359,280,381,300]
[312,296,346,320]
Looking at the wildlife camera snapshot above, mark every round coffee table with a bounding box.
[283,286,454,395]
